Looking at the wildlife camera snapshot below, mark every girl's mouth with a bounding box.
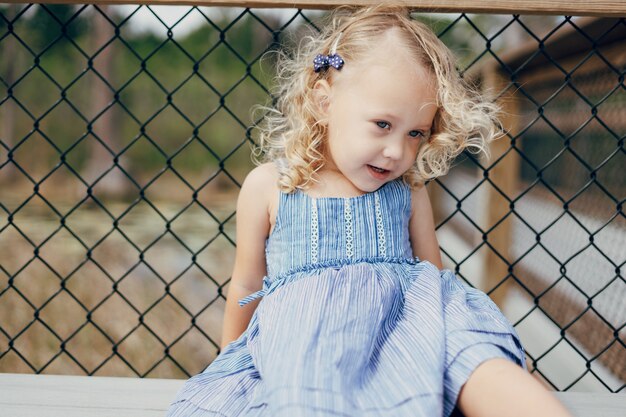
[367,164,390,179]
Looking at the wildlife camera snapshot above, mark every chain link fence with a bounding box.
[0,3,624,392]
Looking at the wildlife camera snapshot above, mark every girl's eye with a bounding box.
[376,121,390,130]
[410,129,432,139]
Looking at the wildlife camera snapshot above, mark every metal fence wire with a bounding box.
[0,4,624,393]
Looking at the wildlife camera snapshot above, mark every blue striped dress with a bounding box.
[167,177,527,417]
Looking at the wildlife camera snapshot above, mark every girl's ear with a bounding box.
[312,79,332,117]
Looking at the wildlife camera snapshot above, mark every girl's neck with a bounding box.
[305,169,368,199]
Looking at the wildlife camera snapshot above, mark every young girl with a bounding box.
[167,4,573,417]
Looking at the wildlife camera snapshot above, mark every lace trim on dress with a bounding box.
[374,191,387,256]
[310,198,319,264]
[344,198,354,258]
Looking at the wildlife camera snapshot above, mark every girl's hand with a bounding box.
[457,358,574,417]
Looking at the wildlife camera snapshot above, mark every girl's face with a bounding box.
[315,31,438,193]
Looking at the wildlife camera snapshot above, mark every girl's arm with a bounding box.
[409,184,443,269]
[220,163,275,350]
[457,358,574,417]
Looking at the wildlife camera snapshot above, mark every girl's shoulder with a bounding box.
[243,161,280,187]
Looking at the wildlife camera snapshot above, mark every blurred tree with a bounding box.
[0,4,20,185]
[0,4,90,186]
[84,5,128,197]
[27,4,87,47]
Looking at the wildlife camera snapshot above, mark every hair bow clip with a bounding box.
[313,53,344,73]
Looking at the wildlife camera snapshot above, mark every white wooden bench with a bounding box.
[1,373,624,417]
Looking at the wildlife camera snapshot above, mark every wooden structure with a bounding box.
[1,373,625,417]
[475,15,626,381]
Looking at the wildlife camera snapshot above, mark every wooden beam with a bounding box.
[3,0,626,17]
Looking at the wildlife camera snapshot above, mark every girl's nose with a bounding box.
[382,139,403,160]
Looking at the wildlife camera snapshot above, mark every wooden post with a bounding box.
[481,65,521,308]
[427,179,443,229]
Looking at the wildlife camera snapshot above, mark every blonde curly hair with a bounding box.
[252,3,502,192]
